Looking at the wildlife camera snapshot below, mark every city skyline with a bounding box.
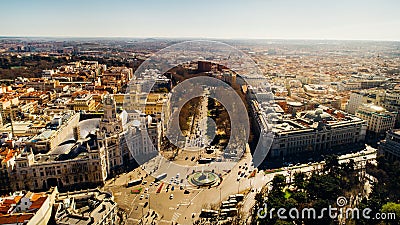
[1,0,400,41]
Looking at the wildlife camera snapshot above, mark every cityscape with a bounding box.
[0,1,400,225]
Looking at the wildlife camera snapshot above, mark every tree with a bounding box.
[324,155,339,175]
[293,172,306,190]
[381,202,400,225]
[271,174,286,192]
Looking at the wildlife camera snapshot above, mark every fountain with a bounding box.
[188,168,221,187]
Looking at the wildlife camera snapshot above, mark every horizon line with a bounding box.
[0,35,399,43]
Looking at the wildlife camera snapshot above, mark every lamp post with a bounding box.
[219,187,222,203]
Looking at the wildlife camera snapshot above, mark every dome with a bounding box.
[303,109,333,121]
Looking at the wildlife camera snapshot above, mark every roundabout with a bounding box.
[188,170,221,187]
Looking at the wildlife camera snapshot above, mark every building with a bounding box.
[355,104,397,134]
[27,111,80,153]
[338,79,386,91]
[346,90,380,114]
[0,187,57,225]
[0,118,108,192]
[380,90,400,127]
[72,93,97,111]
[98,95,160,175]
[268,107,367,159]
[250,92,367,160]
[54,188,119,225]
[346,89,400,127]
[197,61,212,72]
[379,129,400,161]
[99,95,122,135]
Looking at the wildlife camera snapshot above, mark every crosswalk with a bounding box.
[172,212,181,222]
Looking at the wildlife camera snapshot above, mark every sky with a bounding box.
[1,0,400,41]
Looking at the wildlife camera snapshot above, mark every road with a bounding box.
[104,145,377,225]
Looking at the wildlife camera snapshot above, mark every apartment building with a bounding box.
[355,104,397,134]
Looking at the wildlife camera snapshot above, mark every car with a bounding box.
[296,163,301,166]
[238,171,241,175]
[171,186,175,191]
[142,180,147,185]
[169,194,174,199]
[140,195,144,200]
[176,173,180,178]
[180,186,184,190]
[184,190,190,194]
[288,163,293,167]
[237,176,241,181]
[155,182,159,186]
[145,194,149,199]
[144,188,149,193]
[308,162,312,165]
[149,182,154,186]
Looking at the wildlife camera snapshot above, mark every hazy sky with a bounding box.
[1,0,399,40]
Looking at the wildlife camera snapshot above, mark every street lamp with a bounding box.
[219,187,222,203]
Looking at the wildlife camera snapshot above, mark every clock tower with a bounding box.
[99,95,122,135]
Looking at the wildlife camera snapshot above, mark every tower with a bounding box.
[99,95,122,135]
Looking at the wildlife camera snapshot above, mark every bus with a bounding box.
[200,209,218,218]
[127,179,142,187]
[198,158,214,164]
[155,173,167,181]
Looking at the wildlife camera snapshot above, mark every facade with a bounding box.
[0,117,108,192]
[355,104,397,134]
[72,93,97,111]
[379,129,400,161]
[250,93,367,160]
[380,90,400,127]
[248,82,367,160]
[268,108,367,159]
[8,135,107,192]
[346,91,380,114]
[99,95,160,175]
[338,79,386,91]
[346,89,400,127]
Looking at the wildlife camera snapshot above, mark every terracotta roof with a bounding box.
[13,196,22,204]
[30,193,43,202]
[0,206,11,214]
[29,196,47,210]
[2,149,16,163]
[0,214,34,224]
